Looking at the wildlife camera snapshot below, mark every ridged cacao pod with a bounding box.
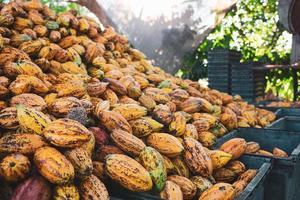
[198,131,217,148]
[220,138,247,159]
[167,175,197,200]
[97,110,132,133]
[225,160,246,176]
[43,118,91,148]
[209,150,232,170]
[112,103,147,121]
[199,183,235,200]
[169,112,186,136]
[160,180,183,200]
[147,133,184,158]
[162,155,175,175]
[53,184,80,200]
[172,156,190,178]
[152,104,173,125]
[78,174,109,200]
[10,93,46,111]
[111,129,146,156]
[34,147,75,184]
[0,107,19,129]
[88,127,109,147]
[64,147,93,179]
[213,168,237,183]
[245,141,260,154]
[92,161,106,181]
[238,169,257,183]
[183,137,213,177]
[190,176,213,198]
[0,133,48,154]
[17,105,51,135]
[233,180,248,197]
[139,147,167,192]
[0,153,30,182]
[183,124,198,140]
[129,117,163,137]
[273,147,288,157]
[48,97,82,117]
[105,154,153,192]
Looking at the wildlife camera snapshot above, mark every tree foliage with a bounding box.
[181,0,293,99]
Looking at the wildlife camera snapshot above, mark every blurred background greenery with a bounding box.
[179,0,293,100]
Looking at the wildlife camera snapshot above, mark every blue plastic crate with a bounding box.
[266,116,300,131]
[213,128,300,200]
[275,108,300,118]
[235,155,272,200]
[208,77,230,83]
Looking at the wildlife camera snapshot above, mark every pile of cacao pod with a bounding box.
[267,101,300,108]
[219,138,289,158]
[0,0,277,199]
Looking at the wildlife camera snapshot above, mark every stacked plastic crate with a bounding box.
[231,62,266,102]
[207,49,241,94]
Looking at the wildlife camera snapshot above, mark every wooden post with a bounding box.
[291,35,300,100]
[291,35,300,64]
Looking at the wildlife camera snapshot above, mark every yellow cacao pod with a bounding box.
[209,150,232,170]
[0,107,19,129]
[147,133,184,158]
[64,147,93,179]
[139,146,167,192]
[105,154,153,192]
[0,133,48,154]
[48,97,82,117]
[273,147,288,158]
[43,118,91,148]
[110,129,146,156]
[34,146,75,184]
[162,155,175,175]
[167,175,197,200]
[112,103,147,121]
[225,160,246,176]
[220,138,247,160]
[97,110,132,133]
[0,153,30,182]
[198,131,217,148]
[172,156,190,178]
[213,168,237,183]
[53,184,80,200]
[129,117,163,137]
[17,105,51,135]
[183,124,198,140]
[78,174,109,200]
[183,137,213,177]
[245,141,260,154]
[138,93,157,111]
[199,183,235,200]
[160,180,183,200]
[169,112,186,137]
[190,176,213,198]
[10,93,46,111]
